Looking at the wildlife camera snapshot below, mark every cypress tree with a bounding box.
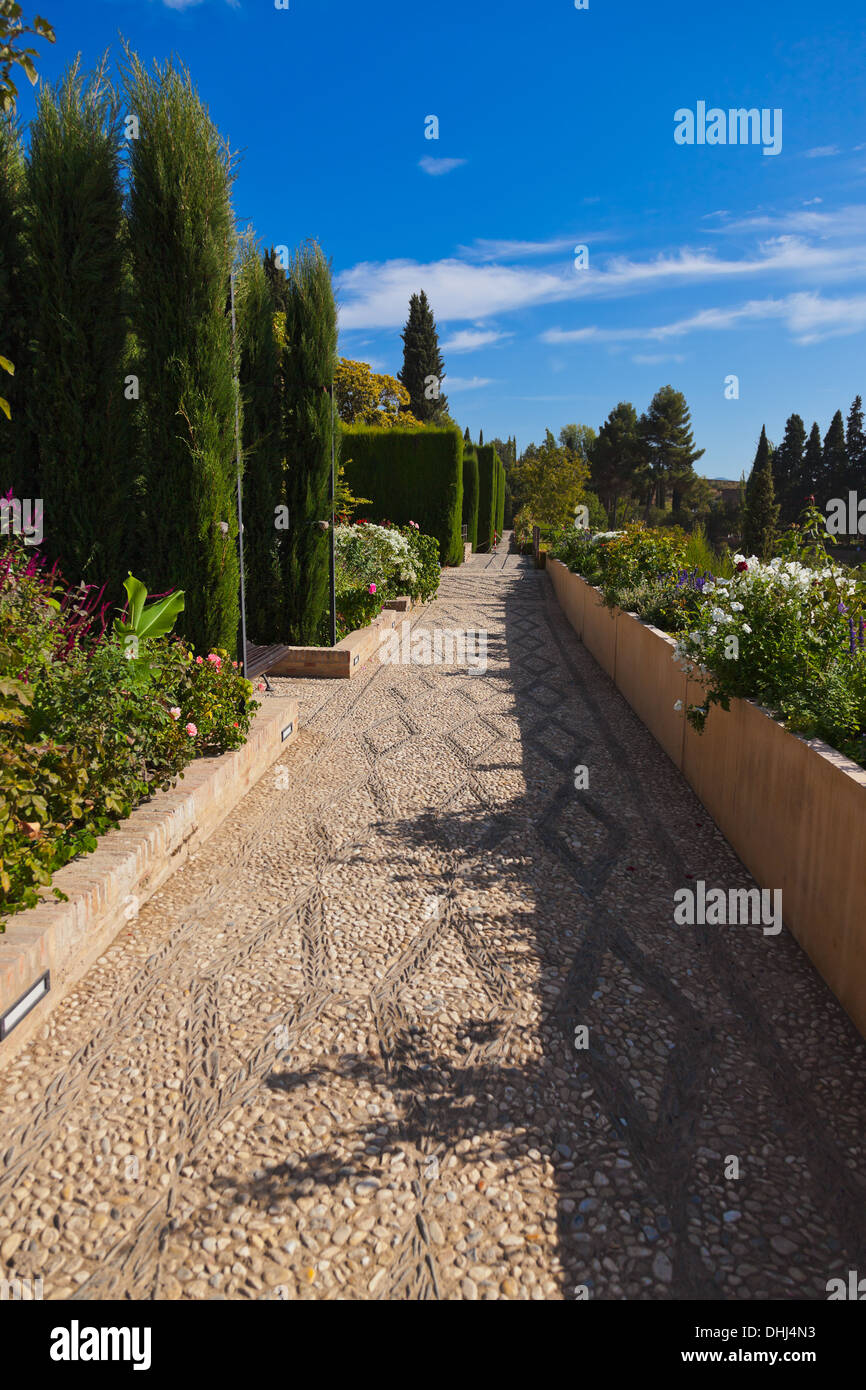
[237,240,284,642]
[281,239,338,644]
[846,395,865,490]
[822,409,847,504]
[463,424,470,443]
[771,412,806,526]
[0,114,29,491]
[804,421,823,497]
[125,52,239,653]
[398,289,448,422]
[742,425,779,558]
[263,246,289,313]
[20,61,129,591]
[479,427,483,446]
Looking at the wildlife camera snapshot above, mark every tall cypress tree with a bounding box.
[479,427,483,446]
[804,421,823,497]
[125,52,239,653]
[846,395,865,492]
[0,114,29,491]
[822,409,847,503]
[237,241,284,642]
[463,424,470,443]
[771,412,806,526]
[281,239,338,644]
[742,425,778,558]
[263,246,289,313]
[21,62,129,591]
[398,289,448,421]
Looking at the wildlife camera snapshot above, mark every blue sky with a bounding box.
[16,0,866,477]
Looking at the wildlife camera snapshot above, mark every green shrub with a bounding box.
[340,424,463,565]
[0,541,258,928]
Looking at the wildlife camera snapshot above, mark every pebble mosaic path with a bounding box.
[1,539,865,1301]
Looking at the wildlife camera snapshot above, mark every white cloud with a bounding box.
[632,353,686,364]
[717,204,866,238]
[418,157,466,176]
[804,145,840,158]
[460,236,576,261]
[543,291,866,347]
[337,257,570,330]
[440,328,510,352]
[446,377,493,391]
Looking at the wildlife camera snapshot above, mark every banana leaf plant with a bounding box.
[113,576,185,682]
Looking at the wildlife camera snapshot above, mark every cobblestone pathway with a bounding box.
[2,541,865,1301]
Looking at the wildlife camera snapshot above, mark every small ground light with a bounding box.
[281,722,294,741]
[0,971,50,1041]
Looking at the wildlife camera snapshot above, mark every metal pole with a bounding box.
[329,382,336,648]
[230,270,249,679]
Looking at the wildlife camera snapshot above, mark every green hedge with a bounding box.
[340,425,463,565]
[476,444,498,550]
[496,458,506,536]
[462,444,479,552]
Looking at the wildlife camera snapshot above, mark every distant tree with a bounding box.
[398,289,448,421]
[558,422,596,465]
[478,427,483,445]
[511,429,590,530]
[822,409,848,503]
[334,357,421,427]
[639,385,704,513]
[803,421,823,498]
[590,401,646,525]
[463,424,470,442]
[741,425,778,558]
[771,412,806,526]
[846,395,865,490]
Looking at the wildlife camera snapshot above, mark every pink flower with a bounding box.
[232,661,238,668]
[207,653,222,668]
[185,723,197,737]
[257,680,265,691]
[195,655,203,664]
[169,707,181,720]
[369,583,377,594]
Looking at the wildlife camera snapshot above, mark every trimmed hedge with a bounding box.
[340,425,464,566]
[496,458,506,536]
[476,443,498,551]
[462,444,479,552]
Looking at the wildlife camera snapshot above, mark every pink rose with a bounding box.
[169,707,181,720]
[207,653,221,667]
[369,583,377,594]
[186,723,197,737]
[195,655,203,664]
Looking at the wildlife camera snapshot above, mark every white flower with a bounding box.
[742,624,751,634]
[673,699,683,711]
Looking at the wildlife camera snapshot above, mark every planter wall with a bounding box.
[547,558,866,1039]
[269,601,412,679]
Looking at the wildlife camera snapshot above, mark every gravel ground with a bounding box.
[1,538,865,1301]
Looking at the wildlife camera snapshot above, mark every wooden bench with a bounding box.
[244,643,293,690]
